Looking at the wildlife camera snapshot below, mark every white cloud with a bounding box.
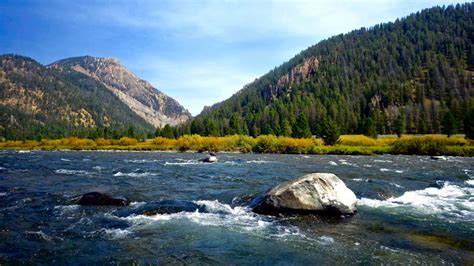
[81,0,459,41]
[34,0,463,116]
[124,56,258,115]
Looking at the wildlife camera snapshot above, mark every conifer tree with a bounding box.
[319,117,340,145]
[465,108,474,140]
[442,111,456,137]
[292,113,312,138]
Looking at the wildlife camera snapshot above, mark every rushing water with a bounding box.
[0,151,473,264]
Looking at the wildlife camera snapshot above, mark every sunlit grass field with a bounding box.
[1,134,473,156]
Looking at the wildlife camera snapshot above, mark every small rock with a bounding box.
[78,192,129,206]
[199,152,218,163]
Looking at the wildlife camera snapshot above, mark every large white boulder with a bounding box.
[252,173,357,216]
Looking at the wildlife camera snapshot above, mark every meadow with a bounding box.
[1,134,473,156]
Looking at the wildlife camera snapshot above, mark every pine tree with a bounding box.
[154,127,161,137]
[229,113,243,135]
[292,113,312,138]
[126,126,135,138]
[204,118,219,136]
[364,117,378,138]
[394,112,406,138]
[281,118,292,136]
[160,124,175,139]
[442,111,456,137]
[465,108,474,140]
[319,117,340,145]
[190,119,205,135]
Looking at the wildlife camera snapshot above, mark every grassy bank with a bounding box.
[1,135,473,156]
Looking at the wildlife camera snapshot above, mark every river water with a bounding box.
[0,151,473,264]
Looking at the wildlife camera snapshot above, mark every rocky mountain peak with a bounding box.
[49,56,191,128]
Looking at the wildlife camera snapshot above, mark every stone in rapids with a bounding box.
[252,173,357,216]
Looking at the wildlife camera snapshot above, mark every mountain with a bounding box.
[187,4,474,137]
[49,56,191,128]
[0,54,159,139]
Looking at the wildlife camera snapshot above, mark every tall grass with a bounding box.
[253,135,322,154]
[391,135,468,155]
[0,134,471,156]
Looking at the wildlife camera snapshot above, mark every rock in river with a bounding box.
[199,152,218,163]
[252,173,357,216]
[78,192,129,206]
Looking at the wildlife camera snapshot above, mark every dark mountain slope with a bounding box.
[0,54,154,139]
[189,4,474,137]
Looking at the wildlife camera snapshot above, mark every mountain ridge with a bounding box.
[186,3,474,137]
[49,56,191,128]
[0,54,190,139]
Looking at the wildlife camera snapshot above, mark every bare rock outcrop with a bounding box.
[252,173,357,216]
[49,56,191,128]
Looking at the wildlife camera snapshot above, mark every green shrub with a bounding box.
[391,136,448,155]
[253,135,278,153]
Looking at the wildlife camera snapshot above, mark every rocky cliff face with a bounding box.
[276,57,319,88]
[49,56,191,128]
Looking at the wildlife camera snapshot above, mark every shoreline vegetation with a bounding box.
[1,134,473,156]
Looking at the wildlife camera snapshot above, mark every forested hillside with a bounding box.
[185,4,474,138]
[0,55,154,140]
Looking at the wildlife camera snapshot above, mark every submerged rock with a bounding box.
[78,192,129,206]
[252,173,357,216]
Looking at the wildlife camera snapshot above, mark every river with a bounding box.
[0,151,473,264]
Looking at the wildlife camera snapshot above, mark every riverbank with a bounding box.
[1,134,473,156]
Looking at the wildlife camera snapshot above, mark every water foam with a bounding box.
[122,200,264,229]
[245,160,274,164]
[113,172,158,177]
[380,168,404,174]
[389,182,404,188]
[25,230,53,241]
[55,169,91,175]
[124,159,160,163]
[100,228,132,239]
[374,159,392,163]
[318,236,335,245]
[54,205,80,216]
[164,160,201,166]
[339,159,357,167]
[352,178,369,182]
[359,182,474,222]
[116,200,325,244]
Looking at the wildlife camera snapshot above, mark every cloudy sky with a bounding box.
[0,0,463,115]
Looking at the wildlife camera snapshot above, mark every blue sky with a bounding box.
[0,0,464,115]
